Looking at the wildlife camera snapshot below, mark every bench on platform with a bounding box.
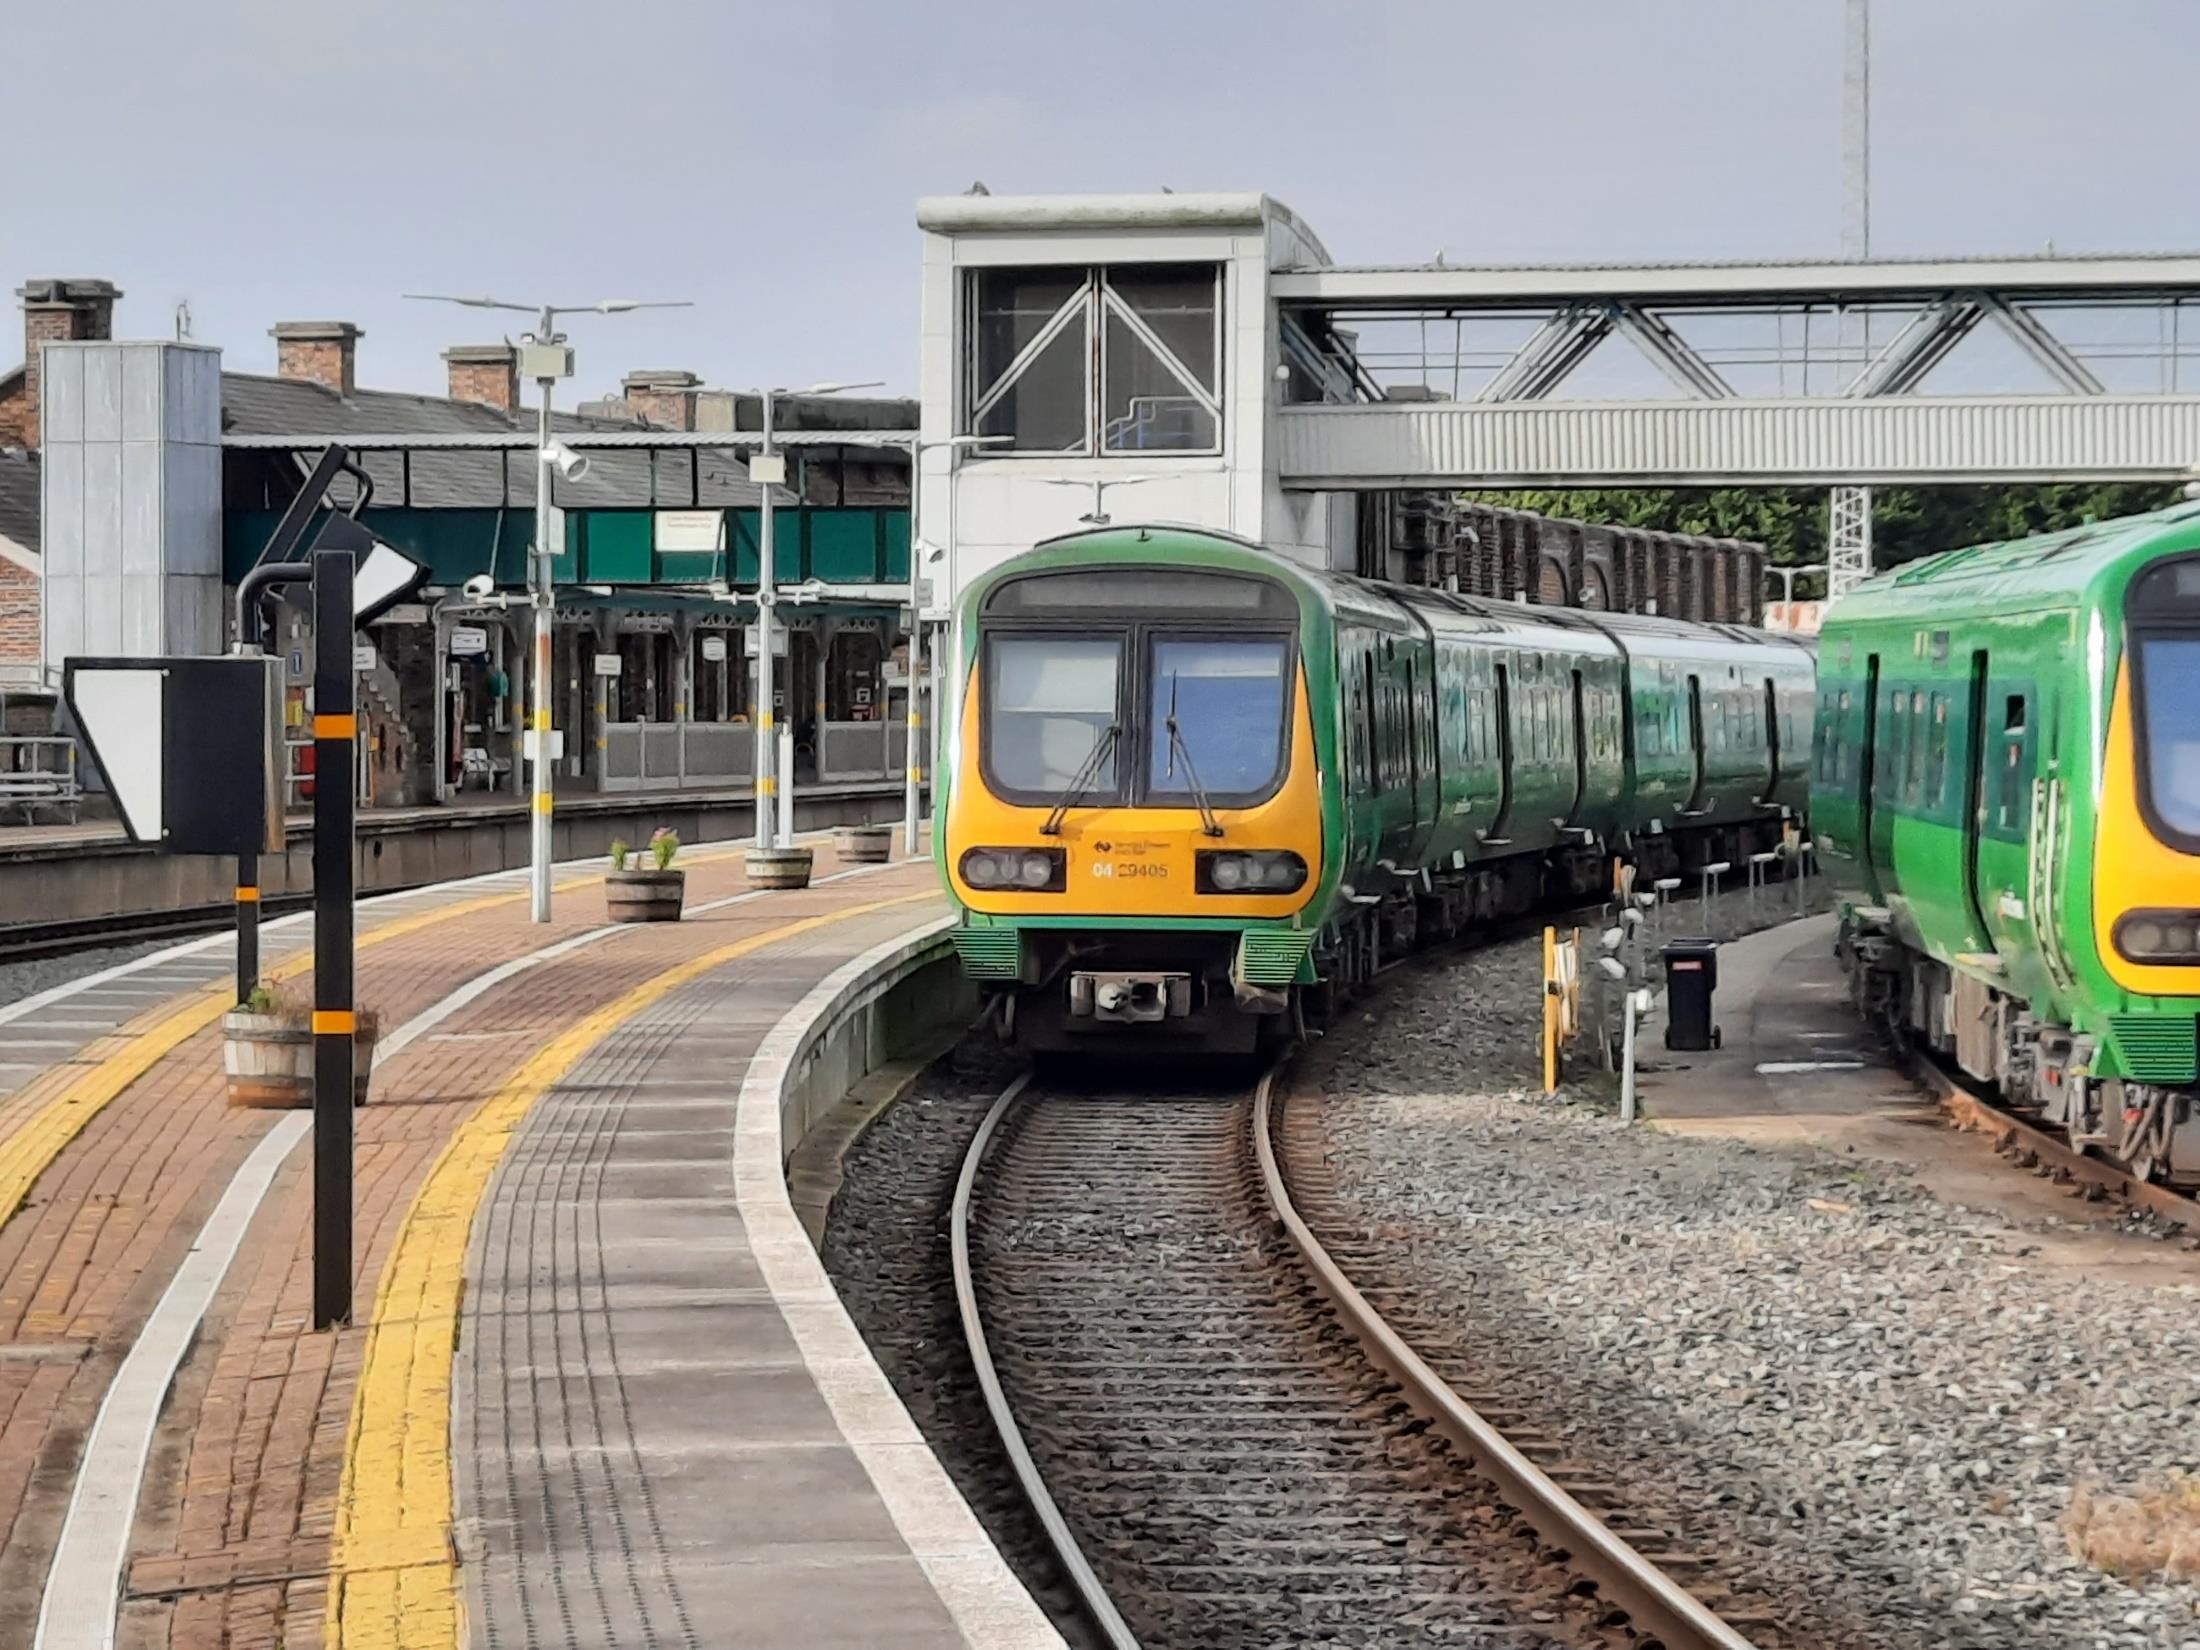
[0,737,82,824]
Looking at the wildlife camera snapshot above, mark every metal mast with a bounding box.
[1828,0,1875,600]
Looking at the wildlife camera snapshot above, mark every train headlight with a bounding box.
[1195,850,1309,895]
[2114,909,2200,964]
[959,846,1065,893]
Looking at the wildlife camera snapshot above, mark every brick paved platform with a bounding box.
[0,835,1051,1650]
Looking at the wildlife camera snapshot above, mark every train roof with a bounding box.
[1824,500,2200,625]
[1002,524,1811,664]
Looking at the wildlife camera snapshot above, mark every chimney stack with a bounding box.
[444,342,520,416]
[622,369,700,432]
[6,278,121,450]
[271,320,362,397]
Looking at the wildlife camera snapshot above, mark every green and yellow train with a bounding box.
[1812,503,2200,1185]
[941,526,1814,1051]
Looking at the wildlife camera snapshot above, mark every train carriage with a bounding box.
[943,526,1813,1052]
[1812,503,2200,1184]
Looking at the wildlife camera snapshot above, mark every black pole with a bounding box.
[311,548,356,1331]
[235,852,258,1003]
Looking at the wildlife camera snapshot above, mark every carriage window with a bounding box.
[2137,637,2200,841]
[985,637,1121,796]
[1926,694,1950,808]
[1997,691,2029,831]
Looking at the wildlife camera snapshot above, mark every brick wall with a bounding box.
[0,554,39,672]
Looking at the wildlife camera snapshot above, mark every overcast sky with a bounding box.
[3,0,2195,403]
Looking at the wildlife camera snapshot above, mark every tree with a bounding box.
[1464,483,2178,579]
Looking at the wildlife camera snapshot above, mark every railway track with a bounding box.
[952,1061,1780,1650]
[0,898,311,968]
[1899,1034,2200,1228]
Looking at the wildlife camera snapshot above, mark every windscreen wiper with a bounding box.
[1040,722,1120,836]
[1163,674,1224,838]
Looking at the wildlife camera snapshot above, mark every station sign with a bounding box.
[592,654,624,678]
[655,509,723,553]
[353,643,378,672]
[700,635,728,662]
[450,626,489,657]
[63,655,285,855]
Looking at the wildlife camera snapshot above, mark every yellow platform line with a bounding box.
[0,863,669,1255]
[325,890,935,1650]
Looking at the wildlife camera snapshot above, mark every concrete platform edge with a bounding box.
[731,920,1068,1650]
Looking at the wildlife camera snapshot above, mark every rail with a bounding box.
[951,1071,1144,1650]
[1252,1064,1766,1650]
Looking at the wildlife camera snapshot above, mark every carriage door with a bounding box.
[1960,651,1994,944]
[1488,663,1516,842]
[1565,668,1588,825]
[1858,654,1886,902]
[1684,675,1708,813]
[1761,677,1781,804]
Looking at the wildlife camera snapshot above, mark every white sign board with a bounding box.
[655,509,724,553]
[593,654,623,679]
[746,623,788,660]
[700,635,728,662]
[748,453,787,486]
[353,643,379,672]
[522,729,565,763]
[450,626,489,658]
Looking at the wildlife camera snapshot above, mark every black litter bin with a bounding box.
[1662,937,1721,1051]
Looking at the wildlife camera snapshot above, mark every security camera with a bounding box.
[463,572,496,599]
[541,437,590,482]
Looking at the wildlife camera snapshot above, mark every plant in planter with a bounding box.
[606,828,687,922]
[221,976,380,1110]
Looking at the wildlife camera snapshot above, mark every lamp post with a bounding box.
[404,292,690,921]
[904,434,1009,854]
[746,381,882,849]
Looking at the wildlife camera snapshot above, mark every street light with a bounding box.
[746,381,883,849]
[904,434,1010,853]
[404,292,691,921]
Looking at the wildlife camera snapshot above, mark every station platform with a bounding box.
[0,780,909,938]
[1638,914,2188,1278]
[0,835,1058,1650]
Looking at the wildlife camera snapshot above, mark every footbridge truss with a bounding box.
[1273,253,2200,487]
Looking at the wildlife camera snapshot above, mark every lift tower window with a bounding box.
[967,263,1223,456]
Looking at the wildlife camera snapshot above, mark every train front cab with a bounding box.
[945,561,1324,1054]
[2093,553,2200,1179]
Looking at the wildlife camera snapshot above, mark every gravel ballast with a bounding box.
[0,938,186,1010]
[1306,907,2200,1650]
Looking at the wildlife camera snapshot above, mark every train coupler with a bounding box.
[1069,971,1192,1024]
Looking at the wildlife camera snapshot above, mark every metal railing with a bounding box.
[0,736,82,824]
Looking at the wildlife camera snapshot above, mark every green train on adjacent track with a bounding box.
[1812,502,2200,1185]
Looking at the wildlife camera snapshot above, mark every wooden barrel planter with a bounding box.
[746,845,815,890]
[606,868,686,923]
[835,824,893,864]
[221,1011,379,1109]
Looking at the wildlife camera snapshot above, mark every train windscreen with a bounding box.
[986,637,1121,796]
[1146,636,1291,800]
[2138,634,2200,840]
